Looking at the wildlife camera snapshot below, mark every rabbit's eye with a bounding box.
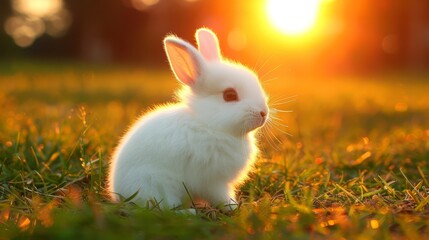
[223,88,239,102]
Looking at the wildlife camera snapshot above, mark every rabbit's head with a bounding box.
[164,28,268,136]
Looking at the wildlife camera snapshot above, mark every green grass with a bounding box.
[1,64,429,239]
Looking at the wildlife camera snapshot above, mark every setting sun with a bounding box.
[267,0,320,35]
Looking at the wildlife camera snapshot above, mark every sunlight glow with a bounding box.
[12,0,63,18]
[267,0,320,35]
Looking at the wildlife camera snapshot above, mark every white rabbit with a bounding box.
[108,28,269,211]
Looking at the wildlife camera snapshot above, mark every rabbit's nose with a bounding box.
[260,111,267,118]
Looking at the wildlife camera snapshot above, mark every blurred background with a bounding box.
[1,0,428,76]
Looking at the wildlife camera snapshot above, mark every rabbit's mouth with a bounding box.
[259,111,268,126]
[246,112,268,131]
[257,115,268,128]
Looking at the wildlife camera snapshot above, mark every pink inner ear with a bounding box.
[196,29,221,62]
[164,39,200,86]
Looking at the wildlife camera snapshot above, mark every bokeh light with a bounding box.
[12,0,63,18]
[4,0,72,48]
[131,0,160,11]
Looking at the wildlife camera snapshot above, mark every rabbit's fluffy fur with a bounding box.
[109,28,269,210]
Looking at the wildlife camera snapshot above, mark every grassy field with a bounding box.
[1,63,429,239]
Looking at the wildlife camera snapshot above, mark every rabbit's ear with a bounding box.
[196,28,221,62]
[164,36,204,86]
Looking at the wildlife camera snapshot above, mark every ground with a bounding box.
[0,62,429,239]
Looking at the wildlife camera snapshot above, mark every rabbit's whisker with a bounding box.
[261,126,280,151]
[270,95,298,104]
[262,77,278,84]
[254,55,273,75]
[269,119,289,128]
[270,99,296,106]
[264,122,283,150]
[271,108,293,113]
[259,64,282,80]
[269,115,285,122]
[269,120,293,137]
